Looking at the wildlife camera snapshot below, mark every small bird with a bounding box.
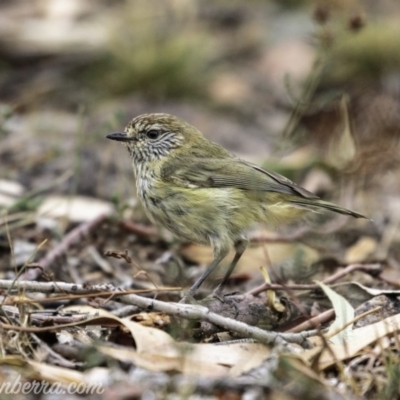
[107,113,367,299]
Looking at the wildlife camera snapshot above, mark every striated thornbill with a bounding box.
[107,113,367,299]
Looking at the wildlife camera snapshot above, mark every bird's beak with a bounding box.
[106,132,137,142]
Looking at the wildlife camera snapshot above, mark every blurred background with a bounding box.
[1,0,400,284]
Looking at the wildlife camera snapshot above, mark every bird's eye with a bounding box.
[146,130,160,140]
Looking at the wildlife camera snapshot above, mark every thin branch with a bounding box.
[22,214,108,280]
[248,263,382,296]
[0,279,315,347]
[287,309,335,333]
[1,305,88,325]
[0,280,180,304]
[119,220,158,237]
[30,333,84,368]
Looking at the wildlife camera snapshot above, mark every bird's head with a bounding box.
[107,113,201,162]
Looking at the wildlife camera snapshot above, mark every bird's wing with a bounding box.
[161,157,319,199]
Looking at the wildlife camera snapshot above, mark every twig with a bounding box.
[378,274,400,288]
[2,239,48,307]
[104,249,160,291]
[119,220,158,237]
[112,305,140,317]
[13,288,180,305]
[318,263,382,284]
[0,280,179,295]
[30,333,83,368]
[0,280,180,304]
[0,279,315,347]
[21,214,108,280]
[324,306,382,340]
[248,263,382,296]
[287,309,335,333]
[0,305,88,325]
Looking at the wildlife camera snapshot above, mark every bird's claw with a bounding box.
[179,291,197,304]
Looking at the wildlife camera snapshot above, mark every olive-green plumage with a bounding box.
[107,113,367,298]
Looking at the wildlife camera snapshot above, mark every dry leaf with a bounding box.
[62,306,270,376]
[37,195,114,222]
[318,282,355,344]
[305,313,400,370]
[27,360,85,385]
[327,95,356,168]
[345,237,377,263]
[0,179,24,206]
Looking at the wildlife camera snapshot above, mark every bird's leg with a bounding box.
[212,239,248,296]
[180,248,229,303]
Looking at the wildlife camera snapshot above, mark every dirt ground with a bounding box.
[1,1,400,399]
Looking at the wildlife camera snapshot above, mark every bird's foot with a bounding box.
[179,291,198,304]
[208,286,241,304]
[210,285,225,303]
[180,285,234,304]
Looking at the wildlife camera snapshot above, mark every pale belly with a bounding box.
[137,178,251,249]
[136,175,308,250]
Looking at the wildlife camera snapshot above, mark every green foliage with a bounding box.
[5,196,43,213]
[89,2,213,99]
[371,353,400,400]
[0,104,14,138]
[322,24,400,85]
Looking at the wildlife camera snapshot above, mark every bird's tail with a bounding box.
[289,199,369,220]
